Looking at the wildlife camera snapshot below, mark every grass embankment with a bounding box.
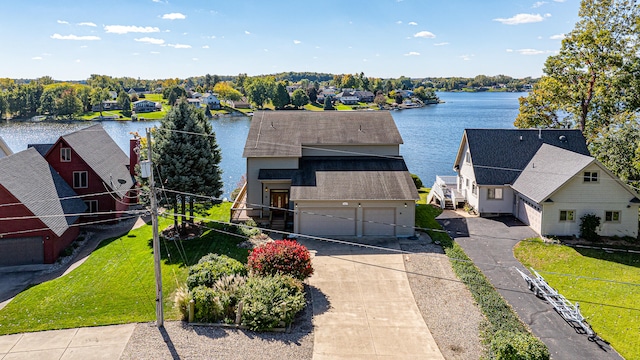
[416,188,548,358]
[515,240,640,359]
[0,203,248,335]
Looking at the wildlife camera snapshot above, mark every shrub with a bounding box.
[187,254,247,290]
[173,286,191,321]
[580,213,601,242]
[212,274,247,321]
[411,173,423,189]
[237,219,260,238]
[239,275,306,331]
[247,240,314,280]
[490,330,550,360]
[191,286,223,323]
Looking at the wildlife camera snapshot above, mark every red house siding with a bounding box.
[0,185,79,264]
[44,140,129,222]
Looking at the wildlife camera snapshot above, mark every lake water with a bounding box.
[0,92,523,196]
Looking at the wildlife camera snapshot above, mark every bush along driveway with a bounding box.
[436,210,622,360]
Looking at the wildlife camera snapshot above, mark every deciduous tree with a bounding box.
[245,77,275,109]
[272,82,290,109]
[291,88,309,109]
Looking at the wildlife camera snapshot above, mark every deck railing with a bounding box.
[430,175,462,208]
[230,181,248,222]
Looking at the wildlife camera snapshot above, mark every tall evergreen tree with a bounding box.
[272,82,290,109]
[155,98,223,230]
[117,90,132,117]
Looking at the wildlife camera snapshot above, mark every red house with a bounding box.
[34,124,136,223]
[0,148,87,265]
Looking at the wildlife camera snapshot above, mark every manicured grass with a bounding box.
[514,240,640,359]
[303,103,325,111]
[0,202,248,335]
[78,110,130,120]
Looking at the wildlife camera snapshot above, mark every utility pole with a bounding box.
[147,128,163,327]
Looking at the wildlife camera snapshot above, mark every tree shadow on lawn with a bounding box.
[574,247,640,268]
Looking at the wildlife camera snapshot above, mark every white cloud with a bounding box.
[51,33,101,41]
[57,20,69,24]
[162,13,186,20]
[404,51,420,56]
[135,37,165,45]
[408,21,418,25]
[168,43,191,48]
[434,42,449,46]
[493,13,546,25]
[244,30,251,35]
[150,51,160,54]
[32,56,43,60]
[75,59,81,63]
[396,21,402,24]
[152,0,165,2]
[414,31,436,38]
[202,45,210,49]
[132,52,140,56]
[532,1,547,8]
[550,33,565,40]
[460,54,474,61]
[293,40,301,44]
[80,45,88,48]
[77,22,97,27]
[553,0,565,2]
[192,58,199,61]
[506,49,514,52]
[104,25,160,34]
[514,48,546,55]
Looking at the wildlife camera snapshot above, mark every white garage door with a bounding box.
[518,197,541,233]
[0,237,43,266]
[363,208,396,236]
[299,208,356,236]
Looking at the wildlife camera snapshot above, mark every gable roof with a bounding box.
[28,143,54,157]
[243,111,404,158]
[290,157,420,201]
[60,124,133,198]
[0,148,86,236]
[458,129,590,185]
[513,144,640,203]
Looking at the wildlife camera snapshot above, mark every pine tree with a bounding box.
[155,98,223,230]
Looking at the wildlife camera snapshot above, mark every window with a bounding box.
[472,182,477,195]
[605,211,620,222]
[60,148,71,162]
[583,171,599,183]
[73,171,88,188]
[465,152,470,163]
[559,210,575,222]
[466,178,469,187]
[488,188,503,200]
[85,200,98,215]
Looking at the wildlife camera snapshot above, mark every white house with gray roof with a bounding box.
[431,129,639,238]
[236,111,419,237]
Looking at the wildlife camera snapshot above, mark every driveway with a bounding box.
[437,210,622,360]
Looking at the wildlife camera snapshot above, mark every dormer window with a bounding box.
[583,171,598,183]
[61,147,71,162]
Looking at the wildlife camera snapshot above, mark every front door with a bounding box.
[270,190,289,228]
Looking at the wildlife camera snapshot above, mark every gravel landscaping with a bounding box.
[121,233,484,360]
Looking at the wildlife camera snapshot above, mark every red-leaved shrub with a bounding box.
[247,240,314,280]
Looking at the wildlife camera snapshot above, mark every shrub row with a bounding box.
[425,205,549,360]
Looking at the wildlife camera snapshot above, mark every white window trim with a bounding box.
[583,171,599,183]
[559,209,576,222]
[73,171,88,189]
[488,188,503,200]
[85,200,98,216]
[60,147,71,162]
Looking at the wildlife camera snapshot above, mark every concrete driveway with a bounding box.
[437,210,622,360]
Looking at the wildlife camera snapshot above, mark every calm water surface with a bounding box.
[0,92,523,196]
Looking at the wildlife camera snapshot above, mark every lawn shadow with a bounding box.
[574,247,640,268]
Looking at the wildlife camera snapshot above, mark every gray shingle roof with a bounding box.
[463,129,590,185]
[512,144,594,203]
[0,148,86,236]
[28,143,54,157]
[61,124,133,198]
[243,111,404,158]
[290,157,420,201]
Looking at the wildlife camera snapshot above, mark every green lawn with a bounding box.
[0,202,248,335]
[514,240,640,360]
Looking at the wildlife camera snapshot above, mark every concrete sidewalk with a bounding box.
[299,237,444,360]
[0,324,135,360]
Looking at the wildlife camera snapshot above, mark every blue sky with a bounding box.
[0,0,579,80]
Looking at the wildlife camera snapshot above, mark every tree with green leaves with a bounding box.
[306,86,318,103]
[155,98,223,230]
[0,92,6,120]
[91,87,110,118]
[516,0,639,140]
[56,88,82,119]
[291,88,309,109]
[272,82,290,109]
[374,94,387,108]
[515,0,640,183]
[213,82,242,101]
[323,96,334,110]
[245,77,275,109]
[117,90,132,117]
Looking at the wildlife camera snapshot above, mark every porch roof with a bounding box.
[258,169,296,180]
[290,156,419,201]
